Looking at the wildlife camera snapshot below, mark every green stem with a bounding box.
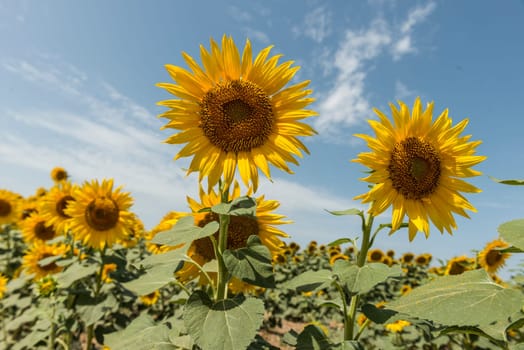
[345,212,374,340]
[333,281,350,340]
[84,247,106,350]
[215,183,230,301]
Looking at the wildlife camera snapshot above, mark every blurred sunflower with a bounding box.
[65,179,134,250]
[50,167,69,183]
[22,243,68,280]
[101,263,117,283]
[329,253,349,265]
[400,252,415,264]
[40,182,76,235]
[385,320,411,333]
[415,253,432,266]
[0,189,21,226]
[19,197,39,221]
[478,238,510,274]
[367,248,384,262]
[157,35,317,191]
[176,183,289,285]
[400,284,412,295]
[21,213,58,244]
[381,255,394,266]
[354,98,485,240]
[445,255,474,275]
[0,273,7,299]
[118,214,145,248]
[140,290,160,306]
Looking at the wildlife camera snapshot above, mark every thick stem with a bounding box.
[345,212,374,340]
[215,183,230,301]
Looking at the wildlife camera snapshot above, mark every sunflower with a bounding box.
[400,284,412,295]
[20,213,59,244]
[367,248,385,262]
[385,320,411,333]
[354,98,486,241]
[445,255,474,275]
[0,273,8,299]
[50,167,69,183]
[118,214,145,248]
[22,243,68,280]
[415,253,432,266]
[0,189,21,226]
[40,182,76,235]
[140,290,161,306]
[478,238,510,274]
[329,253,349,265]
[157,35,317,191]
[400,252,415,264]
[176,183,289,285]
[65,179,134,250]
[101,263,117,283]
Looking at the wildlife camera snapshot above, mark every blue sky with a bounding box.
[1,1,524,276]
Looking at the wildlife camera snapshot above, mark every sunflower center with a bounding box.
[0,199,12,217]
[35,221,56,241]
[486,250,502,266]
[200,80,274,153]
[389,137,441,200]
[56,195,75,218]
[53,170,68,181]
[193,212,260,260]
[85,197,120,231]
[370,251,383,261]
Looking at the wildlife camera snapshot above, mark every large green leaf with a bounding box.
[104,313,178,350]
[280,269,332,292]
[325,208,363,216]
[77,293,118,326]
[388,269,524,326]
[55,263,98,288]
[498,219,524,250]
[184,291,264,350]
[137,249,189,269]
[333,261,402,295]
[223,235,275,288]
[151,217,219,247]
[211,196,257,216]
[122,264,177,296]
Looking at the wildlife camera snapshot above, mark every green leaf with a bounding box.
[211,196,257,216]
[361,303,398,324]
[387,269,524,326]
[490,176,524,185]
[137,249,189,269]
[333,261,402,295]
[122,263,177,296]
[281,269,332,292]
[55,263,98,288]
[77,293,118,326]
[327,238,353,247]
[104,313,178,350]
[295,325,332,350]
[223,235,275,288]
[151,217,219,247]
[498,219,524,250]
[326,208,363,216]
[184,291,264,350]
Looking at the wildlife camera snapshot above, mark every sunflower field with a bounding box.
[1,35,523,350]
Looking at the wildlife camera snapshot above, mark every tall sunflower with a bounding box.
[176,182,289,286]
[0,189,21,226]
[22,243,68,280]
[478,238,510,274]
[40,182,76,235]
[65,179,134,250]
[354,98,486,240]
[157,35,317,191]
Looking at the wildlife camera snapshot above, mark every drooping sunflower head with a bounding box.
[354,98,486,241]
[21,213,59,244]
[329,253,349,265]
[22,242,68,280]
[65,179,134,250]
[157,35,317,191]
[478,238,510,274]
[140,290,160,306]
[50,167,69,183]
[0,189,21,226]
[176,183,289,286]
[445,255,474,275]
[40,182,76,235]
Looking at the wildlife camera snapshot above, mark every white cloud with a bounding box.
[394,80,417,101]
[293,7,332,43]
[227,5,252,22]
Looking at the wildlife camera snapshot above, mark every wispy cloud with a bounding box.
[313,2,436,139]
[293,7,332,43]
